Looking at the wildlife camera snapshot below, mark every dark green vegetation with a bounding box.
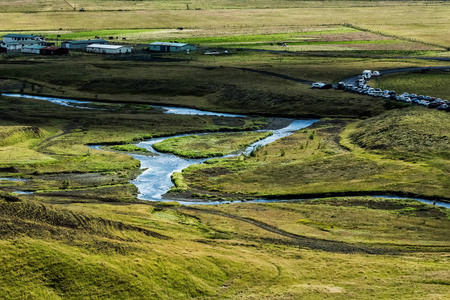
[1,191,449,299]
[153,131,272,158]
[0,54,393,119]
[371,69,450,100]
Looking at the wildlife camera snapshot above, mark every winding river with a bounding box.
[2,93,449,209]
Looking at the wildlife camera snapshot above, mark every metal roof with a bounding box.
[3,34,40,38]
[86,44,131,49]
[150,42,187,47]
[22,45,46,49]
[64,39,107,44]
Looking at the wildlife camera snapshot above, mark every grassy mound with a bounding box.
[0,126,46,147]
[0,191,168,240]
[349,108,450,160]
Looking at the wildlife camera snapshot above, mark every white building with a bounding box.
[21,45,46,54]
[85,44,132,54]
[149,42,196,52]
[0,34,47,51]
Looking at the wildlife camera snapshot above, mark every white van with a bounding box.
[362,70,372,79]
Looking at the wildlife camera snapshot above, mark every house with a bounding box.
[61,39,108,50]
[0,34,47,51]
[40,47,69,55]
[21,45,46,54]
[149,42,196,52]
[85,44,132,54]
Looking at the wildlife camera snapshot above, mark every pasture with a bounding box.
[0,1,449,48]
[179,110,450,200]
[1,1,450,299]
[1,192,449,299]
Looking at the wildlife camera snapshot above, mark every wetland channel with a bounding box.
[2,93,449,209]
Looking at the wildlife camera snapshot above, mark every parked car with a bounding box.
[311,82,325,89]
[336,82,346,90]
[320,83,333,89]
[372,71,380,76]
[362,70,372,79]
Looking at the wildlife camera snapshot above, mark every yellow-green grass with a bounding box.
[0,126,47,147]
[153,131,272,158]
[2,1,446,14]
[0,2,449,47]
[371,70,450,99]
[1,192,449,299]
[110,144,150,153]
[179,110,449,199]
[347,107,450,160]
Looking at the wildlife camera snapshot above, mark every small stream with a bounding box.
[2,93,449,208]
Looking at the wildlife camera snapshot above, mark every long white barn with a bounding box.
[85,44,132,54]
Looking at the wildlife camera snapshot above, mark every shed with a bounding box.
[149,42,196,52]
[40,47,69,55]
[61,39,108,50]
[21,45,46,54]
[85,44,132,54]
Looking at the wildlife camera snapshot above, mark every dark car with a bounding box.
[320,83,333,89]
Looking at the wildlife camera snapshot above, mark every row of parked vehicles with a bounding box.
[312,70,449,112]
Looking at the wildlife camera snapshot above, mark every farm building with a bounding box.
[40,47,69,55]
[21,45,45,54]
[61,39,108,50]
[86,44,132,54]
[1,33,47,51]
[2,34,45,44]
[149,42,196,52]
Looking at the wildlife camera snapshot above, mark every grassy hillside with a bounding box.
[178,110,449,200]
[1,191,449,299]
[371,69,450,99]
[349,108,450,160]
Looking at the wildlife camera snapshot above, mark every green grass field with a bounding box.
[179,110,450,200]
[371,69,450,99]
[153,131,272,158]
[1,191,449,299]
[1,1,450,299]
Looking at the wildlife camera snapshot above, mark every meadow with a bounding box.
[371,69,450,99]
[179,109,450,200]
[1,191,449,299]
[1,1,449,299]
[153,131,272,158]
[1,1,449,48]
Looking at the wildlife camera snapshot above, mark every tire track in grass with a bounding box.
[173,205,389,254]
[236,67,314,85]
